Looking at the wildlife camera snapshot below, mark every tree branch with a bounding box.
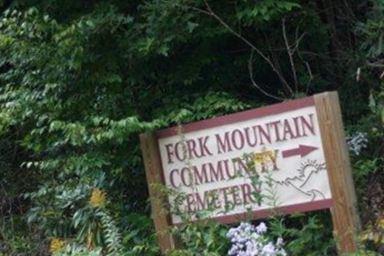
[202,0,292,99]
[248,51,284,101]
[282,18,299,95]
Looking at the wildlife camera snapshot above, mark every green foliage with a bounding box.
[0,0,383,255]
[353,158,380,185]
[57,244,103,256]
[356,0,384,59]
[346,250,381,256]
[236,0,301,25]
[268,214,335,255]
[96,209,123,255]
[359,214,384,254]
[369,87,384,127]
[121,213,160,255]
[160,91,250,124]
[171,221,229,256]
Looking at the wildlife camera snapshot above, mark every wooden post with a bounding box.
[140,132,176,254]
[314,91,360,254]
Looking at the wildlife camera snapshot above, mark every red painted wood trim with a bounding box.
[175,199,333,225]
[156,96,315,138]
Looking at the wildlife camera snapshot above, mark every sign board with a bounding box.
[157,97,331,224]
[140,92,359,254]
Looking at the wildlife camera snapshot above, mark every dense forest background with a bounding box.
[0,0,383,255]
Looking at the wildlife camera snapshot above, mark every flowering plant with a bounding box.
[227,222,286,256]
[347,132,368,155]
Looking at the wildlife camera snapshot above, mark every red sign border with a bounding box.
[154,95,334,225]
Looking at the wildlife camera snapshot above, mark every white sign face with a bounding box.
[157,98,332,224]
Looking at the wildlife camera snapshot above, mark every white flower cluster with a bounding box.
[347,132,368,155]
[227,222,286,256]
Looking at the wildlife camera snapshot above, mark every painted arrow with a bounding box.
[282,144,318,158]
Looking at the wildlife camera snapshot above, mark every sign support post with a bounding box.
[140,133,176,254]
[314,92,360,253]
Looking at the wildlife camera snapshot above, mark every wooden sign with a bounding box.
[140,91,360,254]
